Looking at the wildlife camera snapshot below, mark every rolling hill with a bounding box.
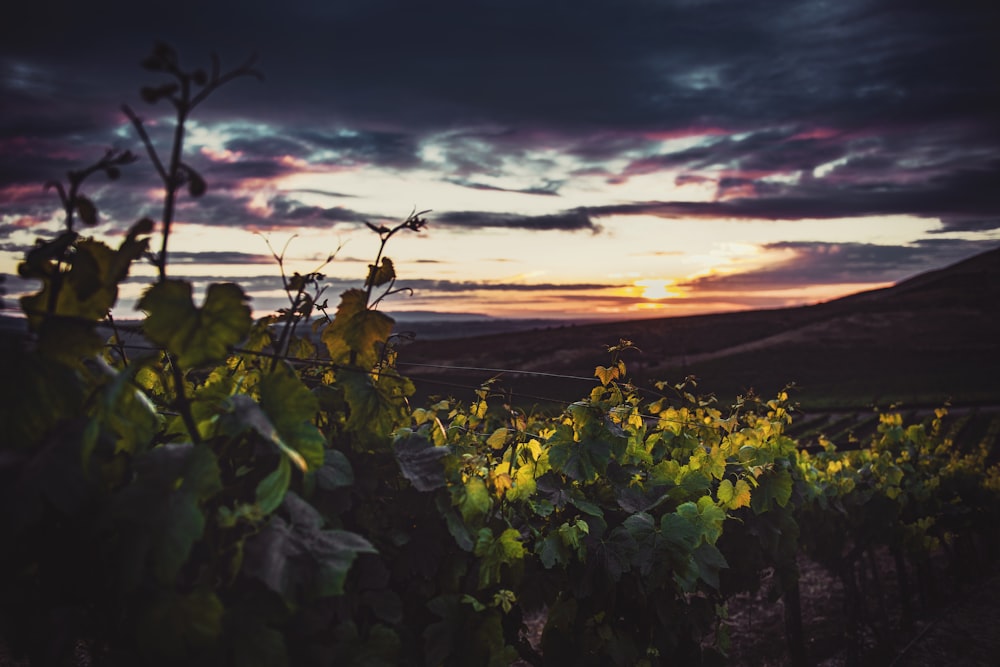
[396,246,1000,409]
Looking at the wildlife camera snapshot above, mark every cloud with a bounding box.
[293,129,423,169]
[268,197,374,225]
[445,178,562,196]
[434,210,599,232]
[168,251,275,264]
[931,217,1000,234]
[400,279,616,293]
[586,156,1000,222]
[2,0,999,323]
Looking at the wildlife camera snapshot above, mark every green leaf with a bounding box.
[0,347,82,449]
[112,443,222,587]
[21,236,148,361]
[339,369,410,444]
[436,495,474,551]
[750,468,793,513]
[536,532,570,568]
[35,316,104,365]
[259,364,325,470]
[473,527,525,588]
[592,525,637,582]
[717,479,735,506]
[692,541,729,590]
[659,511,701,590]
[677,497,727,545]
[138,280,251,368]
[316,448,354,491]
[394,433,448,491]
[243,492,377,601]
[459,476,491,523]
[226,608,289,667]
[548,428,614,482]
[136,588,224,661]
[256,457,291,514]
[91,356,163,458]
[224,395,308,472]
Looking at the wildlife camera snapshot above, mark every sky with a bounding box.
[2,0,999,323]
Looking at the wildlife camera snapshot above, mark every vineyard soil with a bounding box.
[726,555,1000,666]
[510,553,1000,666]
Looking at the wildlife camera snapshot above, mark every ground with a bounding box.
[722,553,999,666]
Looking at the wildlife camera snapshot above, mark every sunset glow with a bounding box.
[636,280,679,301]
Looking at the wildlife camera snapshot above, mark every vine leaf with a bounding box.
[458,476,491,523]
[111,443,222,587]
[74,195,98,226]
[365,257,396,288]
[226,608,290,667]
[547,424,614,482]
[135,588,224,661]
[243,492,377,600]
[20,235,149,362]
[594,364,620,387]
[256,457,291,514]
[223,395,307,472]
[750,468,793,513]
[321,289,394,368]
[717,478,752,510]
[138,280,251,368]
[316,449,354,491]
[339,370,412,444]
[394,433,448,491]
[259,364,325,470]
[591,525,637,582]
[473,527,525,588]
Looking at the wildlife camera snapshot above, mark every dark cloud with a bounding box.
[267,197,374,225]
[293,129,422,169]
[933,218,1000,234]
[198,159,297,183]
[222,134,309,160]
[4,1,999,137]
[445,178,562,196]
[587,158,1000,222]
[281,188,357,199]
[168,251,274,264]
[434,210,599,232]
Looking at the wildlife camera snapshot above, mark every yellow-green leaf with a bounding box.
[365,257,396,288]
[459,476,491,523]
[594,364,619,386]
[487,427,509,450]
[138,280,251,368]
[321,289,394,368]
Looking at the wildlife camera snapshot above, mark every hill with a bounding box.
[396,246,1000,409]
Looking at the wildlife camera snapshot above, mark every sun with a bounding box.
[635,279,677,300]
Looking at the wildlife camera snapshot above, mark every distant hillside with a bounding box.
[397,246,1000,408]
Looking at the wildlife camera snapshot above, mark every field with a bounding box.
[399,247,1000,412]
